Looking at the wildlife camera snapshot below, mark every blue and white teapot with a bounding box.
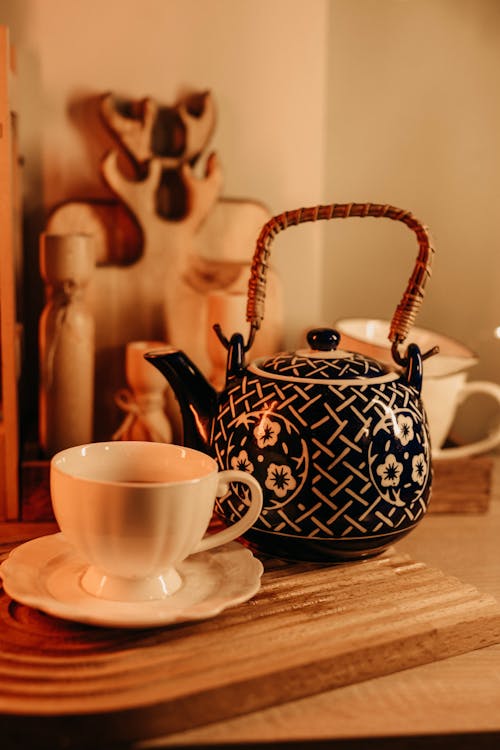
[146,202,436,562]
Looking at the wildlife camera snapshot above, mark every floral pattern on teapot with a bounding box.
[213,359,431,545]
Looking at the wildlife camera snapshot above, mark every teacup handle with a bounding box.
[433,381,500,460]
[194,470,263,552]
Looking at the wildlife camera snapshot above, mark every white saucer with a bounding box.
[0,533,263,629]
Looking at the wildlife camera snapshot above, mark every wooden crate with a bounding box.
[430,456,494,514]
[20,455,495,524]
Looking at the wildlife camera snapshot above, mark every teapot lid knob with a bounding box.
[307,328,341,352]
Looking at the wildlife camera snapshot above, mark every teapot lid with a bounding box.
[249,328,396,384]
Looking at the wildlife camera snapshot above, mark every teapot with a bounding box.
[145,202,436,562]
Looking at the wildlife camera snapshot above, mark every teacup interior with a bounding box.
[336,318,478,376]
[52,441,216,485]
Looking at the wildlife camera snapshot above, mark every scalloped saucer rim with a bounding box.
[0,533,264,629]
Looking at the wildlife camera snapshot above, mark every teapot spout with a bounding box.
[144,347,218,454]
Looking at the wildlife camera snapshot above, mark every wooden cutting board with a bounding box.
[1,544,500,749]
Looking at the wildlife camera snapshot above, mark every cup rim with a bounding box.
[50,441,218,488]
[335,317,478,362]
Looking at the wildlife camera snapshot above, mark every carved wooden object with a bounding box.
[38,234,95,457]
[45,91,284,439]
[112,340,173,443]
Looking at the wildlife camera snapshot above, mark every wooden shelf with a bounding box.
[0,25,21,520]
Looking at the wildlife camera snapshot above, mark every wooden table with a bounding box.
[2,459,500,749]
[148,458,500,749]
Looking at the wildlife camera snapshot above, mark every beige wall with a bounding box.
[324,0,500,440]
[1,0,329,345]
[2,0,499,441]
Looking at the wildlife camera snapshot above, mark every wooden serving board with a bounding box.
[1,544,500,749]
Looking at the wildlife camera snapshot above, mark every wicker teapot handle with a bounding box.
[246,202,434,365]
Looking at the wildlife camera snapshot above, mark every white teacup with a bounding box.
[335,318,500,460]
[50,441,263,601]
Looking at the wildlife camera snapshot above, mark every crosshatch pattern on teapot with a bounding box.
[145,202,435,561]
[214,366,431,542]
[256,351,389,380]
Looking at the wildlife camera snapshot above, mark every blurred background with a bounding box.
[1,0,499,443]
